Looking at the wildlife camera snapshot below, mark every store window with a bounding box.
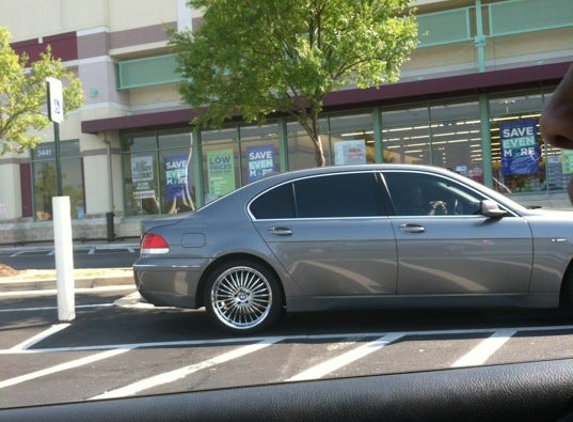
[239,123,280,184]
[429,98,483,182]
[328,111,375,165]
[287,118,331,170]
[31,141,84,220]
[538,88,570,192]
[380,99,483,180]
[122,130,195,216]
[201,127,239,204]
[202,123,282,203]
[489,91,547,194]
[159,131,196,213]
[381,103,431,165]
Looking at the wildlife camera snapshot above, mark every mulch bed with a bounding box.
[0,263,18,277]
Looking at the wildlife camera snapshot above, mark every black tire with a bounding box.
[204,260,283,334]
[561,267,573,308]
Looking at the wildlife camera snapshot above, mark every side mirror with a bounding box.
[480,200,507,218]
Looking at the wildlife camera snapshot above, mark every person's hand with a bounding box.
[429,201,447,215]
[540,64,573,149]
[540,64,573,207]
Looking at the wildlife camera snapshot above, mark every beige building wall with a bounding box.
[3,0,109,41]
[486,28,573,70]
[107,0,177,32]
[0,164,21,221]
[2,0,182,41]
[128,84,182,111]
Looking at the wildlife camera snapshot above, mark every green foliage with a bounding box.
[0,27,84,155]
[170,0,418,166]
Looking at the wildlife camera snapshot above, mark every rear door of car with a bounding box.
[250,171,399,297]
[382,170,533,297]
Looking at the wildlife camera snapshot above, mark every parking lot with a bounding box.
[2,283,573,409]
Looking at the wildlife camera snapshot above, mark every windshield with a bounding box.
[3,0,573,414]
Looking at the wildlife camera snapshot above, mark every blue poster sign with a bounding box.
[164,154,190,200]
[500,119,539,176]
[246,145,275,183]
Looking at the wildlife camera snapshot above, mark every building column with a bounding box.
[479,93,493,188]
[278,118,289,172]
[192,128,204,208]
[475,0,487,73]
[372,107,383,163]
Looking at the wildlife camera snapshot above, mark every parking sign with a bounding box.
[46,77,64,123]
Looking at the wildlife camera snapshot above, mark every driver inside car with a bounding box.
[395,183,448,216]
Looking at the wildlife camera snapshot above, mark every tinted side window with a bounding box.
[250,183,295,219]
[294,173,380,218]
[384,171,484,216]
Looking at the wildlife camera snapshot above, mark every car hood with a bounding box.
[520,207,573,221]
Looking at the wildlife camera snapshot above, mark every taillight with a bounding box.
[141,233,169,254]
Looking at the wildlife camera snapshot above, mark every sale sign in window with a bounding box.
[500,120,539,176]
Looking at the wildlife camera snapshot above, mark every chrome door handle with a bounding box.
[268,227,293,236]
[399,223,426,234]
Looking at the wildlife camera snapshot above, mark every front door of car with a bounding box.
[383,171,533,296]
[250,172,398,297]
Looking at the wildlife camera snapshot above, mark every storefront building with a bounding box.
[0,0,572,244]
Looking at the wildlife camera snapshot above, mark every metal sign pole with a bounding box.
[54,121,62,196]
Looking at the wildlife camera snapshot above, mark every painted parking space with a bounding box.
[2,293,573,408]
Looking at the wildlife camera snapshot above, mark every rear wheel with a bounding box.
[204,260,283,333]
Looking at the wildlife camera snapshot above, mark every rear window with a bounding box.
[250,183,295,219]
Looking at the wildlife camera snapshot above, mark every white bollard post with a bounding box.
[52,196,75,322]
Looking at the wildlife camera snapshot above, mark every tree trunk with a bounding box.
[300,113,326,167]
[310,133,326,167]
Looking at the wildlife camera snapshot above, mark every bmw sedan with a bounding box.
[133,164,573,334]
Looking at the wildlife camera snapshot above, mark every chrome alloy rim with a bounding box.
[211,266,273,330]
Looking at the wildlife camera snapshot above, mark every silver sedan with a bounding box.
[133,164,573,333]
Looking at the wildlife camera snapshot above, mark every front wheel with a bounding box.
[204,260,283,333]
[561,266,573,309]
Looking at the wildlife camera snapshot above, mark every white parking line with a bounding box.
[0,335,290,355]
[288,333,404,382]
[3,325,572,355]
[0,325,568,395]
[0,348,131,390]
[90,338,284,400]
[0,304,113,313]
[9,323,71,351]
[451,328,517,367]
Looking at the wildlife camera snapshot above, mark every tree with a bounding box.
[0,27,84,155]
[170,0,418,167]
